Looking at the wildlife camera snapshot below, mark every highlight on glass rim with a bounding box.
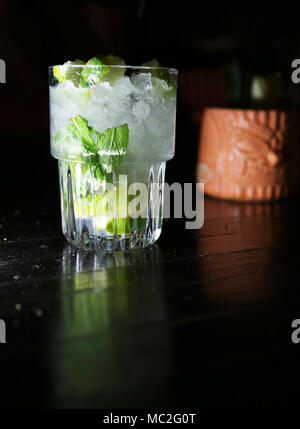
[49,55,178,251]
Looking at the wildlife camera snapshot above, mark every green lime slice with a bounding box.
[141,58,176,94]
[152,76,176,97]
[79,57,110,87]
[100,54,126,84]
[74,190,115,217]
[105,217,132,235]
[141,58,160,69]
[135,216,147,230]
[73,181,150,235]
[94,215,111,230]
[53,59,85,86]
[141,58,163,79]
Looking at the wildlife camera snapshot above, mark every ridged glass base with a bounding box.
[58,161,166,251]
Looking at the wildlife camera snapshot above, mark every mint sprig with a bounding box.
[67,115,129,179]
[96,123,129,174]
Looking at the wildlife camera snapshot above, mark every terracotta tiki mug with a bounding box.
[197,108,300,200]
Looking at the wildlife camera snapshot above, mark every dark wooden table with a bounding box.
[1,183,300,408]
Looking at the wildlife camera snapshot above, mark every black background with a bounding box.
[1,0,300,192]
[1,0,300,411]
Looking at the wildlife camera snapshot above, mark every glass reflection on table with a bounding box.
[51,245,173,407]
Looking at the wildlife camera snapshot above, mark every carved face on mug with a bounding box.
[222,111,298,180]
[198,108,300,200]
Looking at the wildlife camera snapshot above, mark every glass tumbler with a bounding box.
[49,64,177,251]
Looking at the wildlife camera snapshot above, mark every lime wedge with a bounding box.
[53,59,85,86]
[73,181,150,235]
[105,217,132,235]
[74,191,111,218]
[152,76,176,96]
[100,54,126,84]
[141,58,162,78]
[141,58,160,68]
[79,57,110,87]
[101,54,125,65]
[141,58,176,93]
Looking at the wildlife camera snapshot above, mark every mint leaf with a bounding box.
[79,57,110,87]
[68,116,96,154]
[96,124,129,174]
[67,115,129,178]
[52,130,72,147]
[52,131,62,146]
[68,115,104,178]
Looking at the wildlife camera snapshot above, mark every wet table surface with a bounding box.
[0,186,300,408]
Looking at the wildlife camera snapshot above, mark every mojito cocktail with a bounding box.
[49,56,177,251]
